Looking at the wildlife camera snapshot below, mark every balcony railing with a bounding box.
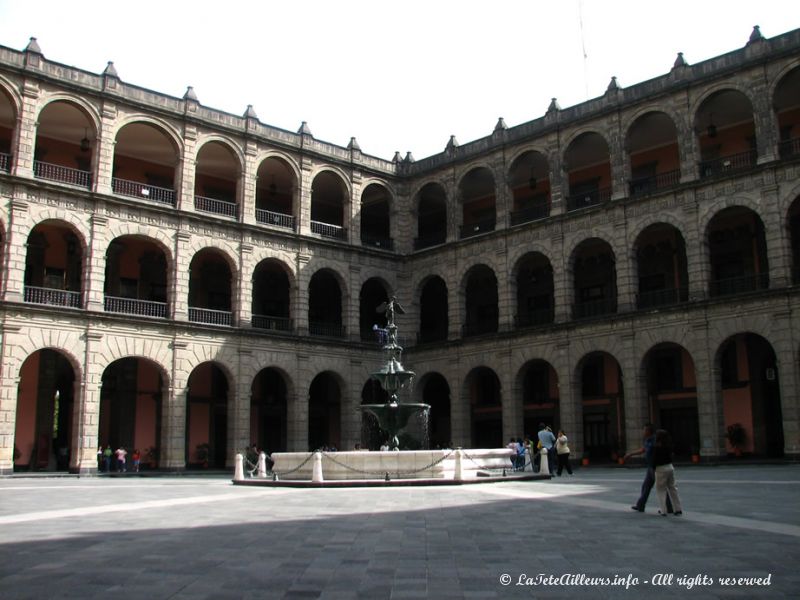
[462,321,498,337]
[311,220,346,240]
[24,285,81,308]
[514,308,555,328]
[188,307,232,326]
[256,209,295,230]
[779,138,800,159]
[104,295,168,318]
[637,287,688,310]
[413,232,446,251]
[572,298,617,320]
[0,152,11,172]
[251,314,293,332]
[195,195,238,218]
[510,202,549,226]
[33,160,92,189]
[460,217,496,239]
[567,187,612,211]
[629,169,680,197]
[360,234,393,250]
[710,273,768,297]
[112,177,176,206]
[416,330,448,345]
[699,150,757,179]
[309,321,346,338]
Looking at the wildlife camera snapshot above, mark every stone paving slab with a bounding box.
[0,465,797,599]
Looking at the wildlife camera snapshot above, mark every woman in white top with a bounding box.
[555,430,573,476]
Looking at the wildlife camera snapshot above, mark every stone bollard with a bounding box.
[539,448,550,476]
[234,453,244,481]
[258,452,267,478]
[312,451,324,482]
[454,448,463,481]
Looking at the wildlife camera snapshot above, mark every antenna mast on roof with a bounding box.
[578,0,589,100]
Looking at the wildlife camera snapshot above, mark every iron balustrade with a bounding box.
[636,287,688,310]
[629,169,680,197]
[112,177,176,205]
[104,295,168,318]
[710,273,768,297]
[572,298,617,320]
[413,233,446,251]
[567,187,612,211]
[251,314,293,332]
[195,195,238,218]
[699,150,757,179]
[308,321,346,337]
[24,285,81,308]
[255,209,295,229]
[310,220,346,240]
[510,202,549,226]
[188,307,233,326]
[0,152,11,172]
[360,234,393,250]
[460,217,496,239]
[33,160,92,189]
[514,308,555,328]
[779,138,800,159]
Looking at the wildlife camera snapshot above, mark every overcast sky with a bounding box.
[0,1,797,160]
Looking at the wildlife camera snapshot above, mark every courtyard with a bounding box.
[0,465,798,599]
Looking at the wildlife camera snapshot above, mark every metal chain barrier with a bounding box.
[270,452,315,477]
[461,449,532,474]
[319,448,455,478]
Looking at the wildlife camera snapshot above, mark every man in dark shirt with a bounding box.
[624,424,672,513]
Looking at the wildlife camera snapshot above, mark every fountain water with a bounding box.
[360,297,430,450]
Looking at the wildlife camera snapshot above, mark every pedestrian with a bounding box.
[516,437,526,471]
[555,429,573,475]
[537,423,556,474]
[97,446,103,471]
[115,446,127,472]
[132,449,141,473]
[624,424,672,513]
[103,445,113,473]
[507,437,519,470]
[653,429,683,516]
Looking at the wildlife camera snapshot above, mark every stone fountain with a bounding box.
[360,297,430,450]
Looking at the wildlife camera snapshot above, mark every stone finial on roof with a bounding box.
[103,61,119,78]
[25,37,42,54]
[445,135,459,152]
[347,137,361,151]
[243,104,258,119]
[184,86,199,102]
[494,117,508,132]
[606,76,621,93]
[546,98,561,115]
[673,52,688,68]
[298,121,313,136]
[404,151,415,163]
[748,25,764,44]
[392,151,402,164]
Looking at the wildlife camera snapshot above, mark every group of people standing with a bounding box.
[508,423,574,476]
[97,446,141,473]
[624,424,683,517]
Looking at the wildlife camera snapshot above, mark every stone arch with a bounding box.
[36,93,102,133]
[309,165,352,197]
[194,135,246,170]
[103,224,175,265]
[254,150,302,183]
[112,114,185,156]
[93,339,173,389]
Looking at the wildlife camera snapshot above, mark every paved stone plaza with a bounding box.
[0,465,798,599]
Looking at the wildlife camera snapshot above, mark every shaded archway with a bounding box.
[194,141,240,218]
[104,235,168,318]
[466,367,502,448]
[419,276,448,343]
[644,344,699,459]
[255,156,296,229]
[24,221,83,308]
[717,334,783,457]
[419,373,451,449]
[626,111,680,195]
[361,379,389,450]
[508,150,550,225]
[308,269,344,337]
[186,362,229,468]
[250,368,288,454]
[788,196,800,283]
[251,259,292,332]
[14,349,76,472]
[33,100,94,188]
[112,121,179,204]
[519,360,560,437]
[696,89,756,178]
[188,249,233,325]
[459,167,496,238]
[634,224,688,309]
[359,278,389,342]
[564,132,611,210]
[415,182,447,250]
[463,264,498,336]
[578,352,625,461]
[100,357,164,469]
[572,238,617,319]
[775,65,800,158]
[309,372,342,451]
[707,207,768,297]
[514,252,554,328]
[360,183,392,249]
[0,85,17,172]
[310,171,347,239]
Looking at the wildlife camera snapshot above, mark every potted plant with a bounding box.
[726,423,746,456]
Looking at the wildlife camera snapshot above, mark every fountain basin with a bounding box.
[270,448,516,481]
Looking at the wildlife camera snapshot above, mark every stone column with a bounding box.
[0,324,21,473]
[84,215,108,312]
[179,125,197,213]
[447,261,461,342]
[342,360,363,450]
[551,229,570,323]
[2,199,29,302]
[236,242,252,328]
[614,212,636,313]
[72,330,102,473]
[241,141,258,226]
[93,101,117,196]
[289,355,310,451]
[692,321,724,459]
[761,183,791,288]
[297,157,313,236]
[347,265,360,342]
[11,77,39,179]
[163,340,188,470]
[294,254,310,336]
[171,231,192,322]
[499,350,520,442]
[349,168,362,246]
[772,312,800,458]
[554,341,580,456]
[619,333,646,456]
[231,349,252,466]
[682,196,708,302]
[496,247,513,333]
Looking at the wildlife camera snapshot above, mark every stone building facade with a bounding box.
[0,26,799,473]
